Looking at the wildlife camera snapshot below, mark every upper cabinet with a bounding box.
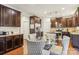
[75,7,79,26]
[51,18,56,27]
[72,7,79,27]
[0,4,21,27]
[11,9,21,27]
[71,17,76,27]
[51,7,79,28]
[51,17,67,28]
[51,17,77,28]
[66,18,72,27]
[61,18,67,27]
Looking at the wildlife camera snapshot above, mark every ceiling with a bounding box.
[5,4,78,18]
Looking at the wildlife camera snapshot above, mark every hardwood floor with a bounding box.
[5,47,23,55]
[4,39,27,55]
[24,39,28,55]
[67,40,79,55]
[68,42,79,55]
[68,48,79,55]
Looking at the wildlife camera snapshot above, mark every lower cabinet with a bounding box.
[20,34,23,46]
[6,36,14,52]
[0,34,23,55]
[13,35,23,49]
[0,37,6,54]
[14,35,21,48]
[71,34,79,48]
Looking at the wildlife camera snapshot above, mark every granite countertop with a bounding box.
[0,34,23,37]
[27,37,45,42]
[70,32,79,35]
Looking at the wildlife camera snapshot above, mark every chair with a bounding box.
[51,35,70,55]
[27,40,45,55]
[27,34,45,55]
[62,36,70,55]
[28,34,36,41]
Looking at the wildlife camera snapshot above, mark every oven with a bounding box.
[0,37,6,54]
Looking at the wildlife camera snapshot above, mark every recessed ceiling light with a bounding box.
[12,10,15,14]
[62,8,65,10]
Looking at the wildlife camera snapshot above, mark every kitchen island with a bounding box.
[71,32,79,49]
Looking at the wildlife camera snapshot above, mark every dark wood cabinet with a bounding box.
[61,18,67,27]
[4,7,9,26]
[0,5,5,26]
[0,5,9,26]
[51,7,79,28]
[76,7,79,26]
[66,18,72,27]
[0,4,21,27]
[77,18,79,26]
[51,19,56,27]
[56,17,61,24]
[14,35,21,48]
[4,7,12,26]
[0,37,6,54]
[19,34,23,46]
[66,17,76,27]
[75,16,78,26]
[15,11,21,27]
[6,36,14,52]
[51,18,67,28]
[51,17,76,28]
[14,34,23,48]
[0,5,1,26]
[11,10,21,27]
[74,7,79,26]
[0,34,23,54]
[72,17,76,27]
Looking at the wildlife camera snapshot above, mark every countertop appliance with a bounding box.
[0,31,8,35]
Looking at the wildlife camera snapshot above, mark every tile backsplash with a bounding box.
[50,27,78,33]
[0,27,20,34]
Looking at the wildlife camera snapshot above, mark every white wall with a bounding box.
[42,17,51,32]
[20,16,51,39]
[21,16,51,39]
[21,15,29,39]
